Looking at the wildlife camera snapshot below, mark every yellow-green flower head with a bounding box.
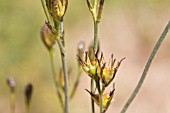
[97,53,125,86]
[77,52,99,79]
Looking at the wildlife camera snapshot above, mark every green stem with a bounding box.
[70,67,82,99]
[41,0,50,22]
[61,51,69,113]
[49,50,64,110]
[94,21,99,53]
[120,21,170,113]
[100,86,105,113]
[10,92,15,113]
[89,1,101,113]
[26,104,30,113]
[91,8,100,113]
[91,79,95,113]
[55,20,69,113]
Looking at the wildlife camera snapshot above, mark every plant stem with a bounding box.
[49,50,64,110]
[26,104,30,113]
[91,8,100,113]
[10,92,15,113]
[41,0,50,22]
[61,51,69,113]
[94,21,99,53]
[120,21,170,113]
[90,21,99,113]
[70,67,82,99]
[55,20,69,113]
[99,87,105,113]
[91,79,95,113]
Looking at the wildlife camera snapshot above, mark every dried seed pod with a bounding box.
[25,83,33,106]
[41,23,55,50]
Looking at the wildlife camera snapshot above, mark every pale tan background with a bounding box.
[0,0,170,113]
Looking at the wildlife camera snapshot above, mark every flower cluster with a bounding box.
[77,44,125,112]
[45,0,68,21]
[78,48,125,86]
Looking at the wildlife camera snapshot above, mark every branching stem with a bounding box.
[55,20,69,113]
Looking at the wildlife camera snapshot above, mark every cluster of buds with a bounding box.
[86,0,105,22]
[78,47,125,86]
[41,0,68,51]
[77,43,125,112]
[45,0,68,21]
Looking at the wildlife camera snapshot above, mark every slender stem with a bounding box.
[91,8,100,113]
[61,52,69,113]
[10,92,15,113]
[49,50,56,80]
[94,21,99,53]
[100,87,105,113]
[70,67,82,99]
[99,90,103,113]
[91,79,95,113]
[49,50,64,110]
[41,0,50,22]
[26,104,30,113]
[55,20,69,113]
[120,21,170,113]
[91,16,99,113]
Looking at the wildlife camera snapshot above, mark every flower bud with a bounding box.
[7,77,15,92]
[77,41,85,59]
[88,42,95,62]
[25,83,33,106]
[41,23,55,50]
[45,0,68,21]
[97,0,105,22]
[97,53,125,86]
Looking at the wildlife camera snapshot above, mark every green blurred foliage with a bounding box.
[0,0,170,113]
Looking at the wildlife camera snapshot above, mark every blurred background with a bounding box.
[0,0,170,113]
